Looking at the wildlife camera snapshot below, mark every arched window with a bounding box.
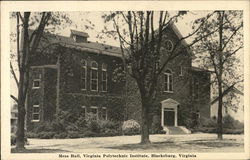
[91,61,98,91]
[80,60,87,90]
[101,63,107,92]
[164,69,173,92]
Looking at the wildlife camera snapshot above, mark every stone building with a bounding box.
[26,26,210,134]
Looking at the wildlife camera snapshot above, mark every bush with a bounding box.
[199,117,217,128]
[122,119,140,135]
[83,131,98,137]
[65,123,80,132]
[54,132,68,139]
[67,131,82,138]
[26,132,39,138]
[37,131,55,139]
[31,122,54,133]
[223,115,244,129]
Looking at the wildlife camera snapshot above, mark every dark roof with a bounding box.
[70,29,89,38]
[38,30,122,57]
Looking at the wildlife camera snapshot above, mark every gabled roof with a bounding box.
[169,23,194,57]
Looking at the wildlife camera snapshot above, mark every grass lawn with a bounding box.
[11,133,244,153]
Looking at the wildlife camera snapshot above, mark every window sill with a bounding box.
[164,91,174,93]
[31,120,40,122]
[32,87,40,89]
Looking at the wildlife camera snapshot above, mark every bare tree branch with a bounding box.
[10,62,19,87]
[222,22,243,51]
[11,94,18,103]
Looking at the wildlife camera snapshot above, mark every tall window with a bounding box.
[91,61,98,91]
[179,66,183,76]
[81,60,87,90]
[164,69,173,92]
[102,63,107,92]
[101,107,107,120]
[193,78,199,99]
[90,106,98,119]
[32,73,41,89]
[80,106,86,119]
[32,103,40,122]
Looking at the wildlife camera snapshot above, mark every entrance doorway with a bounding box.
[164,109,175,126]
[161,98,179,127]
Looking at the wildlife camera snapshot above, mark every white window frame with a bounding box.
[90,106,98,119]
[32,74,41,89]
[101,63,107,92]
[81,106,86,118]
[101,107,108,120]
[81,60,87,90]
[32,104,40,122]
[90,61,98,91]
[164,69,173,93]
[179,66,183,76]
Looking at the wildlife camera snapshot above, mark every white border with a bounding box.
[1,1,249,160]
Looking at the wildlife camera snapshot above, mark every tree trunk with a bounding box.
[140,98,151,144]
[16,71,26,149]
[217,81,223,140]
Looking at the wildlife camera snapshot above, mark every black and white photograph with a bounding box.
[1,1,249,160]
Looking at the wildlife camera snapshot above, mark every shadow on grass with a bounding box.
[103,138,243,151]
[183,139,242,148]
[103,140,183,151]
[11,148,70,153]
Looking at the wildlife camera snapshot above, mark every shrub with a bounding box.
[67,131,82,138]
[83,131,98,137]
[26,132,39,138]
[122,119,140,135]
[199,117,217,128]
[65,123,79,132]
[75,116,87,129]
[223,115,244,129]
[31,122,54,133]
[54,132,68,139]
[37,131,55,139]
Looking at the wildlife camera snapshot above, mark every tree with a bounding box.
[10,12,72,149]
[102,11,216,144]
[192,10,243,139]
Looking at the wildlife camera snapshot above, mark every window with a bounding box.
[80,106,86,119]
[91,61,98,91]
[32,103,40,122]
[90,106,98,119]
[164,69,173,92]
[165,39,173,52]
[32,73,41,89]
[101,107,107,120]
[102,64,107,92]
[193,78,199,99]
[81,60,87,90]
[179,66,183,76]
